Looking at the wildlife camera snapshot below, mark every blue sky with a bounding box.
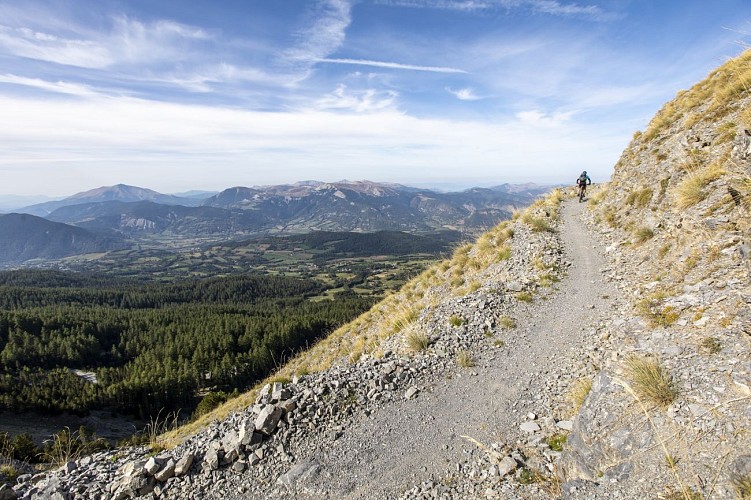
[0,0,749,196]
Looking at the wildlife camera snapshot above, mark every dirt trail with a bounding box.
[292,200,617,498]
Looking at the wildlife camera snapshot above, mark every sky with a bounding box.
[0,0,750,197]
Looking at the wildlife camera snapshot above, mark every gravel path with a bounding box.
[292,200,618,498]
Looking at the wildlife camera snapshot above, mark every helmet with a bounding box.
[582,171,587,175]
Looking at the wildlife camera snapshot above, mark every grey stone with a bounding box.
[556,420,574,431]
[204,449,221,470]
[154,459,176,482]
[277,460,321,491]
[497,456,518,477]
[520,422,540,433]
[405,386,419,399]
[174,452,194,476]
[144,456,163,476]
[255,405,283,435]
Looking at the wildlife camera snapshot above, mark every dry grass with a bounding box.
[405,327,430,352]
[626,188,654,208]
[623,355,678,409]
[498,315,516,329]
[568,377,593,415]
[457,350,475,368]
[634,226,655,243]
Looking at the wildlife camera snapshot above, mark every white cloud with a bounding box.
[375,0,610,19]
[515,109,574,127]
[315,84,398,112]
[446,87,482,100]
[282,0,353,79]
[0,74,101,97]
[0,24,112,68]
[317,58,467,73]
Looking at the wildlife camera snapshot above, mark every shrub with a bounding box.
[11,433,38,462]
[546,433,567,452]
[193,391,229,419]
[623,355,678,409]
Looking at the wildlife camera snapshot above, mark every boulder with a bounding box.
[255,405,283,435]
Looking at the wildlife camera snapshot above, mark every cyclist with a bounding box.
[576,171,591,202]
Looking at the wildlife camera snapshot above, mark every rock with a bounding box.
[174,452,194,476]
[405,386,419,399]
[497,456,518,477]
[144,456,163,476]
[255,405,283,435]
[154,459,176,482]
[277,460,321,491]
[556,420,574,431]
[61,461,77,475]
[203,448,221,470]
[520,422,540,433]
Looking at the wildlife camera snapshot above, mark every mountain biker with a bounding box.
[576,171,591,202]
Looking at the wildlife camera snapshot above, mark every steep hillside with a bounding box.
[560,50,751,497]
[0,213,126,264]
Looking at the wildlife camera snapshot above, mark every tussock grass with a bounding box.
[732,474,751,499]
[449,315,464,327]
[498,315,516,329]
[522,214,551,233]
[699,336,722,354]
[568,377,593,415]
[516,291,533,303]
[626,188,654,208]
[634,226,655,243]
[405,327,430,352]
[457,350,475,368]
[623,355,678,409]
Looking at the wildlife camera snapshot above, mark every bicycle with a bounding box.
[577,183,587,202]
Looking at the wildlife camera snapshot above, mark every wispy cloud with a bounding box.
[317,58,466,73]
[375,0,611,20]
[515,109,574,127]
[446,87,482,100]
[0,74,101,97]
[315,84,399,112]
[282,0,353,79]
[0,25,112,68]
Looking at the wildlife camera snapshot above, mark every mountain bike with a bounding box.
[577,183,587,202]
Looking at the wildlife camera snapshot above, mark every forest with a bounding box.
[0,269,375,419]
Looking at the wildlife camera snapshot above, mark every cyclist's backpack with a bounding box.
[578,173,587,185]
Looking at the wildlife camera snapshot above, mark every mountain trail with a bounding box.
[284,199,618,498]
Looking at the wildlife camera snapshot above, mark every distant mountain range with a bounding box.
[0,181,551,265]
